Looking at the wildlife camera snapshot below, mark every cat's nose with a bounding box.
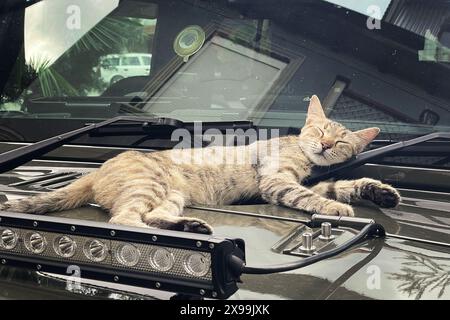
[321,141,333,150]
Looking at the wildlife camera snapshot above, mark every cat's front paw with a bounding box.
[320,201,354,216]
[361,181,401,208]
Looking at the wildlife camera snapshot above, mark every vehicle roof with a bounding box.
[0,159,449,300]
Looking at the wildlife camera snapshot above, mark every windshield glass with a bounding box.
[1,0,450,142]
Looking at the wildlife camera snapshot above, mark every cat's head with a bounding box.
[299,95,380,166]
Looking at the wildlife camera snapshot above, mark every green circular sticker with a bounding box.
[174,25,206,62]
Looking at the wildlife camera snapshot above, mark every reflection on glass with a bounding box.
[389,254,450,299]
[146,36,286,121]
[100,53,152,87]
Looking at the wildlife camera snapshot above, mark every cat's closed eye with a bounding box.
[335,140,349,146]
[314,127,324,137]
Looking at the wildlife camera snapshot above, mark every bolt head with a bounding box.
[113,276,119,282]
[70,226,76,232]
[196,241,202,248]
[1,259,6,264]
[319,222,334,240]
[199,289,205,295]
[212,291,217,298]
[110,230,116,237]
[155,282,161,288]
[33,221,38,227]
[152,235,157,242]
[209,243,214,249]
[36,264,42,270]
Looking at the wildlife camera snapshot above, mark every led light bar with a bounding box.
[0,211,245,299]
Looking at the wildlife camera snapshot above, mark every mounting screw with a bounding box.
[113,276,119,282]
[36,264,42,270]
[209,243,214,249]
[155,282,161,288]
[199,289,205,296]
[33,221,38,227]
[196,241,202,248]
[152,235,157,242]
[212,291,217,298]
[110,230,116,237]
[1,259,6,265]
[70,226,76,232]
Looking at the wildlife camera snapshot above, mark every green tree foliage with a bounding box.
[1,15,153,105]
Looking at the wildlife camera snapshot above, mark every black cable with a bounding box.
[233,223,385,275]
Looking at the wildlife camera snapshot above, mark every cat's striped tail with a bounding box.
[0,172,96,214]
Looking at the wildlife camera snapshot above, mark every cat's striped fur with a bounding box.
[0,96,400,234]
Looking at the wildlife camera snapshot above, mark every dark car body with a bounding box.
[0,147,449,300]
[0,0,449,300]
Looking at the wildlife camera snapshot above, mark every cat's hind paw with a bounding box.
[320,201,355,217]
[179,218,213,234]
[146,216,213,234]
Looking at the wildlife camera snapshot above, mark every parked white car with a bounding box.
[98,53,151,85]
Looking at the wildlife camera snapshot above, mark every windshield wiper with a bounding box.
[23,98,156,118]
[0,116,184,174]
[304,132,450,185]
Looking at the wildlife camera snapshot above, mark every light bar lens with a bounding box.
[25,232,47,254]
[183,252,211,277]
[83,239,108,262]
[54,235,77,258]
[1,229,18,250]
[115,243,141,267]
[149,248,175,272]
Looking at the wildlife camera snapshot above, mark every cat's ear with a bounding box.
[354,127,380,152]
[306,95,326,122]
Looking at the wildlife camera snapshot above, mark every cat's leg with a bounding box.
[310,178,400,208]
[108,208,150,228]
[107,188,165,228]
[108,201,151,228]
[258,172,355,216]
[105,172,172,228]
[143,190,213,234]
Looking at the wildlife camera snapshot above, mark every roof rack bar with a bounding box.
[0,116,183,175]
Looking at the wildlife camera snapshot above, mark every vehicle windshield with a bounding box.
[1,0,450,143]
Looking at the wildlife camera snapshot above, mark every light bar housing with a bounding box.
[0,211,245,299]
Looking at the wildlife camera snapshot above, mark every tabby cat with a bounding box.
[0,96,400,234]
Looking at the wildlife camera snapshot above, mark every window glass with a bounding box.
[0,0,449,148]
[121,56,141,66]
[108,57,120,66]
[324,0,391,16]
[142,55,151,66]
